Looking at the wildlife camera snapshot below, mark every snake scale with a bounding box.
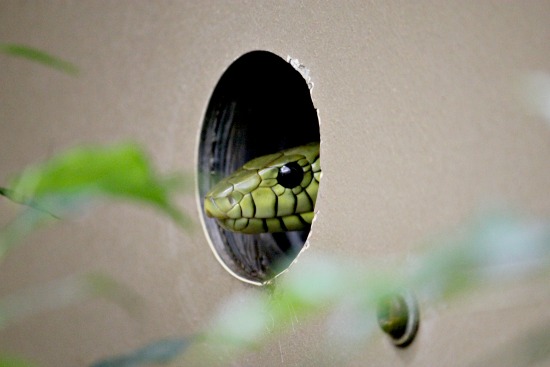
[204,142,320,233]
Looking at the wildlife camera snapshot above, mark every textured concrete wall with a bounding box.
[1,1,549,366]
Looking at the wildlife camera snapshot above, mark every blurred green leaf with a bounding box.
[0,273,141,330]
[0,355,36,367]
[0,142,191,260]
[408,214,550,301]
[90,338,191,367]
[0,43,78,75]
[6,143,184,213]
[89,214,550,366]
[201,214,550,362]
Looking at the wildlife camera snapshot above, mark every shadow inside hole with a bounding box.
[198,50,320,284]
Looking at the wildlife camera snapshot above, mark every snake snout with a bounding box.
[204,186,243,219]
[204,196,228,219]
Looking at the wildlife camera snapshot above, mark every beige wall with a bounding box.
[1,1,549,366]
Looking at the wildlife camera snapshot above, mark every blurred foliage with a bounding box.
[0,44,78,75]
[0,45,189,367]
[0,142,190,262]
[91,213,550,366]
[90,338,192,367]
[1,44,549,366]
[0,142,189,366]
[0,355,36,367]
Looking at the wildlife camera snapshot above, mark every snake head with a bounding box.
[204,142,320,233]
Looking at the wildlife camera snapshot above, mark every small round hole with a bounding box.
[197,51,320,285]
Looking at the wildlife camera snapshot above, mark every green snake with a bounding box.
[204,142,320,233]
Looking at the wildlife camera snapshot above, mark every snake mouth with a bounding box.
[204,196,228,219]
[217,212,314,234]
[205,195,314,233]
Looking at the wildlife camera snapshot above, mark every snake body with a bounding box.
[204,142,320,233]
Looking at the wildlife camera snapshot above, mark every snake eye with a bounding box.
[277,162,304,188]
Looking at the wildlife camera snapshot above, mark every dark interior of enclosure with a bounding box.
[198,51,320,284]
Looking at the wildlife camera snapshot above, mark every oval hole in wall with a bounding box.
[197,50,320,285]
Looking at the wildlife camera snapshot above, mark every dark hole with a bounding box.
[197,50,320,284]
